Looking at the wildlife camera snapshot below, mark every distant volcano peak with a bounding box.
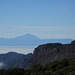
[15,33,40,40]
[25,33,33,36]
[24,33,37,37]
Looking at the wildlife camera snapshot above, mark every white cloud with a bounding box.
[0,62,4,69]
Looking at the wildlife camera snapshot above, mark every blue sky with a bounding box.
[0,0,75,39]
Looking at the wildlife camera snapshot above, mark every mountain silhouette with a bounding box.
[0,52,33,69]
[0,34,73,46]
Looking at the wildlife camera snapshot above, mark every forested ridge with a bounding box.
[0,57,75,75]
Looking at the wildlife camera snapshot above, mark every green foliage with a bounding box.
[0,57,75,75]
[45,61,59,72]
[31,64,43,75]
[69,58,75,66]
[69,71,75,75]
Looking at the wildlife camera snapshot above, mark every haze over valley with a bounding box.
[0,0,75,74]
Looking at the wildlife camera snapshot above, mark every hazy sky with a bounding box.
[0,0,75,39]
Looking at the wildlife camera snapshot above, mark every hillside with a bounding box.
[11,53,33,68]
[29,40,75,67]
[0,57,75,75]
[0,52,33,69]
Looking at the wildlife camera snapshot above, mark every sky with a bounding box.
[0,0,75,39]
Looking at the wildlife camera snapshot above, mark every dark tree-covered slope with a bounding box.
[0,58,75,75]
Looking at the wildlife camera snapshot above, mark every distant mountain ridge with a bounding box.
[0,34,73,46]
[0,52,33,69]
